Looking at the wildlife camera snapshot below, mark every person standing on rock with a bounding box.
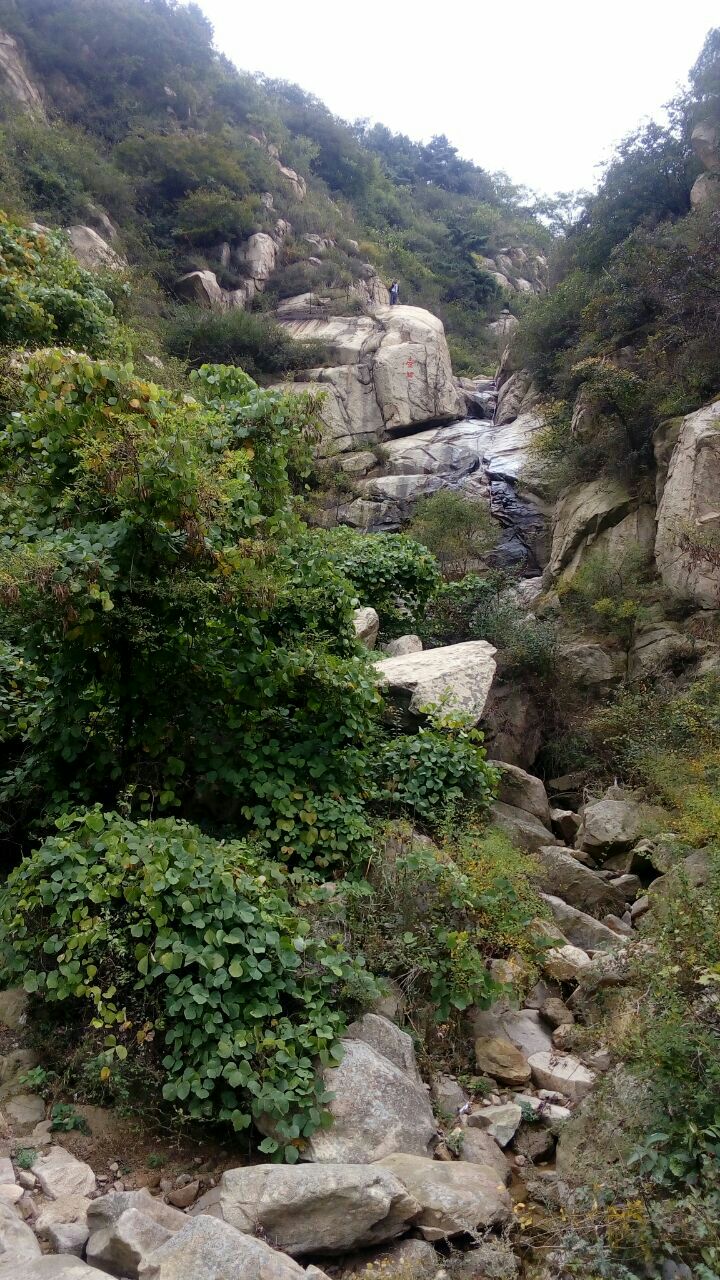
[389,280,400,305]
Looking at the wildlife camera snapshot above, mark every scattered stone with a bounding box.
[543,944,592,982]
[47,1220,90,1257]
[194,1162,420,1257]
[533,847,625,916]
[540,998,574,1029]
[577,789,660,855]
[29,1119,53,1148]
[602,913,633,937]
[430,1075,468,1120]
[542,895,629,952]
[608,874,642,900]
[528,1051,596,1103]
[473,1037,531,1086]
[458,1129,511,1184]
[34,1148,96,1200]
[137,1213,306,1279]
[345,1014,421,1082]
[377,1154,511,1241]
[466,1103,522,1148]
[35,1197,91,1237]
[0,1184,22,1205]
[382,635,423,657]
[166,1181,199,1208]
[87,1206,176,1278]
[631,895,650,921]
[0,1197,41,1264]
[5,1094,45,1133]
[352,608,380,650]
[551,809,581,843]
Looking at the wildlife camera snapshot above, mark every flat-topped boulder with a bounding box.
[375,641,497,726]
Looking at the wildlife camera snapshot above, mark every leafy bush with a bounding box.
[374,710,498,828]
[408,490,497,577]
[173,187,265,247]
[297,526,441,636]
[0,215,118,353]
[0,810,376,1155]
[344,823,545,1038]
[164,306,327,377]
[419,572,556,677]
[558,547,654,646]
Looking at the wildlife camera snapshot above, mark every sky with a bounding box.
[193,0,718,196]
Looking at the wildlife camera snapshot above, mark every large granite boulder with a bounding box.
[489,801,558,853]
[193,1163,420,1257]
[277,307,464,456]
[138,1215,305,1280]
[532,847,626,916]
[375,641,497,726]
[67,225,126,272]
[577,788,661,855]
[345,1014,421,1082]
[299,1039,436,1163]
[655,398,720,607]
[376,1155,511,1241]
[491,761,551,826]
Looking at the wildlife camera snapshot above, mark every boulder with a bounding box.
[549,480,634,579]
[655,398,720,606]
[648,849,714,900]
[298,1039,436,1163]
[33,1148,96,1200]
[375,641,497,727]
[193,1163,420,1257]
[560,505,656,586]
[345,1014,421,1082]
[541,894,628,952]
[382,634,422,657]
[376,1154,511,1241]
[430,1074,468,1120]
[138,1214,305,1280]
[67,225,126,272]
[46,1222,90,1257]
[352,607,380,649]
[543,944,592,982]
[0,31,45,118]
[0,989,27,1030]
[489,802,558,853]
[88,1189,185,1236]
[512,1094,571,1126]
[495,370,537,427]
[466,1103,522,1147]
[278,307,464,454]
[482,683,543,769]
[175,269,227,309]
[559,641,624,690]
[690,172,720,209]
[490,761,551,826]
[87,1207,175,1278]
[1,1262,102,1278]
[629,622,696,678]
[35,1197,91,1238]
[577,789,658,854]
[528,1051,595,1103]
[692,119,720,172]
[473,1037,531,1086]
[458,1129,512,1184]
[4,1092,44,1131]
[551,809,582,843]
[513,1124,555,1161]
[532,847,626,916]
[0,1198,41,1265]
[540,998,574,1029]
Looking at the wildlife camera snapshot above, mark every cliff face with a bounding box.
[0,30,44,118]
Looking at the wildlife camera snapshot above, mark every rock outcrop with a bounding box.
[67,226,126,273]
[690,118,720,209]
[655,397,720,607]
[176,219,292,312]
[0,30,45,118]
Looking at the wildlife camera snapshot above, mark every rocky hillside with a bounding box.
[0,7,718,1280]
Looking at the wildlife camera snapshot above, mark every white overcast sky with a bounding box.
[194,0,718,196]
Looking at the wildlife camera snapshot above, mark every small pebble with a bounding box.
[108,1161,119,1173]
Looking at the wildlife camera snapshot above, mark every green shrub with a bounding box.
[375,710,498,828]
[558,547,653,646]
[419,572,556,677]
[0,215,118,353]
[408,490,497,577]
[0,810,376,1154]
[173,187,265,247]
[164,306,327,377]
[297,526,441,636]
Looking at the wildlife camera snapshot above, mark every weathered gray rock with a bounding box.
[457,1129,511,1184]
[346,1014,421,1082]
[549,480,634,579]
[34,1148,96,1200]
[0,1198,41,1265]
[1,1261,102,1278]
[474,1036,531,1086]
[466,1103,522,1147]
[35,1196,91,1238]
[491,761,551,826]
[0,989,27,1030]
[656,399,720,606]
[690,171,720,208]
[648,849,714,900]
[514,1124,556,1160]
[382,634,422,657]
[376,1154,511,1241]
[629,622,696,679]
[577,789,658,855]
[430,1074,468,1119]
[375,641,497,726]
[528,1051,595,1103]
[551,809,582,843]
[87,1207,175,1278]
[175,269,226,309]
[532,847,626,916]
[193,1163,420,1256]
[67,225,126,272]
[352,607,379,649]
[692,119,720,172]
[512,1094,571,1126]
[299,1039,436,1163]
[138,1214,305,1280]
[0,1047,37,1091]
[489,802,558,853]
[0,30,45,118]
[88,1189,185,1235]
[46,1221,90,1257]
[482,683,543,769]
[5,1092,45,1132]
[559,641,625,690]
[543,943,592,982]
[542,894,629,953]
[540,998,574,1029]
